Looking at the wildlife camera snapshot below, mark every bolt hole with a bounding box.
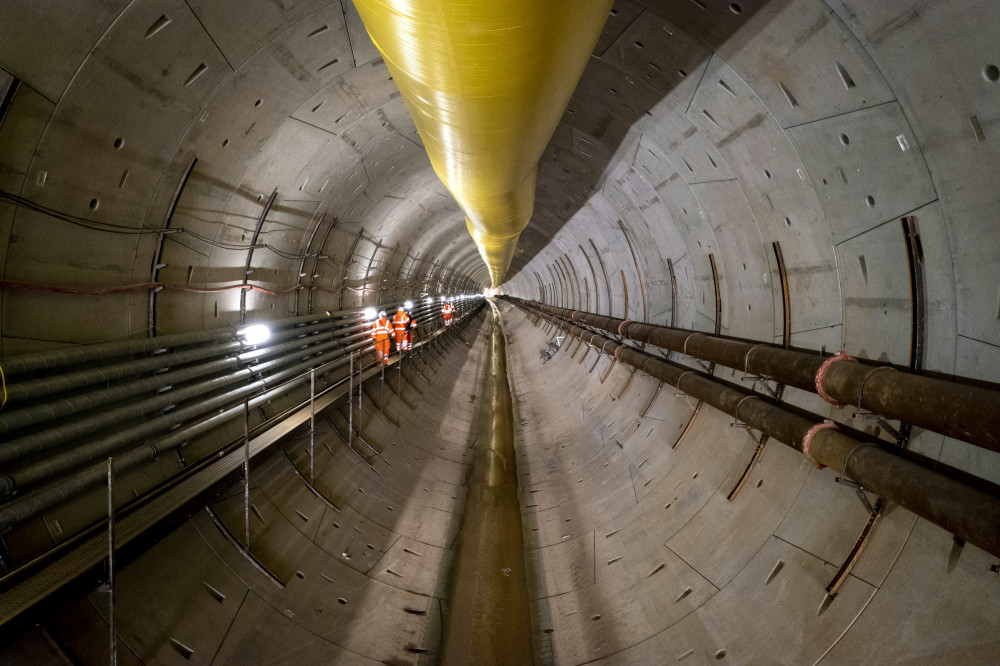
[865,195,875,208]
[756,479,763,488]
[665,503,672,509]
[254,98,263,107]
[747,303,752,312]
[592,614,601,621]
[984,64,1000,82]
[366,543,375,550]
[692,472,699,479]
[764,169,771,179]
[609,88,617,95]
[332,522,340,528]
[840,133,850,146]
[337,597,347,605]
[113,137,125,150]
[633,41,643,48]
[678,69,687,78]
[295,571,305,579]
[730,3,742,14]
[716,649,727,659]
[784,217,791,227]
[88,198,99,210]
[222,138,230,147]
[543,628,554,634]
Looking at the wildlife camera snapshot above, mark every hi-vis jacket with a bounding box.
[371,317,392,341]
[442,303,455,316]
[392,311,411,336]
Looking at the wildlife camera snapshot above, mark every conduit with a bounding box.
[513,300,1000,559]
[0,302,481,536]
[509,298,1000,454]
[352,0,614,285]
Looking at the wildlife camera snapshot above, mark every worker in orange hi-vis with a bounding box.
[371,310,392,365]
[392,305,411,353]
[441,298,455,326]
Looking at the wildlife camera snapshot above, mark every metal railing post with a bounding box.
[243,400,250,551]
[309,368,315,485]
[107,457,116,666]
[348,352,354,450]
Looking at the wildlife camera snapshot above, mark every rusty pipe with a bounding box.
[507,298,1000,455]
[513,300,1000,558]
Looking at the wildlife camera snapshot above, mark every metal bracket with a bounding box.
[742,375,777,398]
[851,411,902,443]
[835,476,878,516]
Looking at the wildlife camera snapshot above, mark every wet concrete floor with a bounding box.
[441,303,534,665]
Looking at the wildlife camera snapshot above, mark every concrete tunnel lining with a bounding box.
[0,0,999,663]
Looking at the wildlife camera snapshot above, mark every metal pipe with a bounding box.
[508,298,1000,455]
[0,331,369,464]
[0,338,372,493]
[0,350,364,532]
[0,324,368,434]
[515,301,1000,559]
[4,317,369,405]
[2,308,365,377]
[0,300,478,529]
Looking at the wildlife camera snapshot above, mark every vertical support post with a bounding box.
[349,352,354,449]
[243,400,250,551]
[309,368,316,485]
[381,363,385,406]
[107,457,116,666]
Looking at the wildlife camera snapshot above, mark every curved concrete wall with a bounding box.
[1,0,998,663]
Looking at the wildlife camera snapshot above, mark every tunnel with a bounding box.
[0,0,999,663]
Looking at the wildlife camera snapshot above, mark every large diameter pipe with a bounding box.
[0,351,360,534]
[0,309,474,533]
[0,329,352,465]
[1,307,367,377]
[4,317,369,405]
[353,1,613,285]
[0,325,370,436]
[519,302,1000,559]
[513,298,1000,455]
[0,337,373,494]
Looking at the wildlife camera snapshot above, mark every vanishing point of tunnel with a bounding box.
[0,1,999,664]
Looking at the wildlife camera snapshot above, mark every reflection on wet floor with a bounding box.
[442,302,534,665]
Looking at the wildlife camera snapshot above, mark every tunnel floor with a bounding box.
[441,303,533,665]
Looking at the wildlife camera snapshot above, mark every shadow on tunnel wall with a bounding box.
[504,0,777,284]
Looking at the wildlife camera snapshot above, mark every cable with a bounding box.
[0,279,301,296]
[0,190,167,236]
[0,189,323,261]
[0,363,6,409]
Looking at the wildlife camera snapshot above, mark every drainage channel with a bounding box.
[441,301,534,665]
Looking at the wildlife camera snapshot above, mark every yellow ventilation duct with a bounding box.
[352,0,614,286]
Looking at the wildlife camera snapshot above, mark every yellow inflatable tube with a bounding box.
[353,0,613,286]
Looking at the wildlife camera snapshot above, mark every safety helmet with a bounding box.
[397,305,405,311]
[378,310,386,318]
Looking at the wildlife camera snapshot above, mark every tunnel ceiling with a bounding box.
[1,0,999,663]
[0,0,997,357]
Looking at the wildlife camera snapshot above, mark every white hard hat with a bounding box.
[378,310,386,318]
